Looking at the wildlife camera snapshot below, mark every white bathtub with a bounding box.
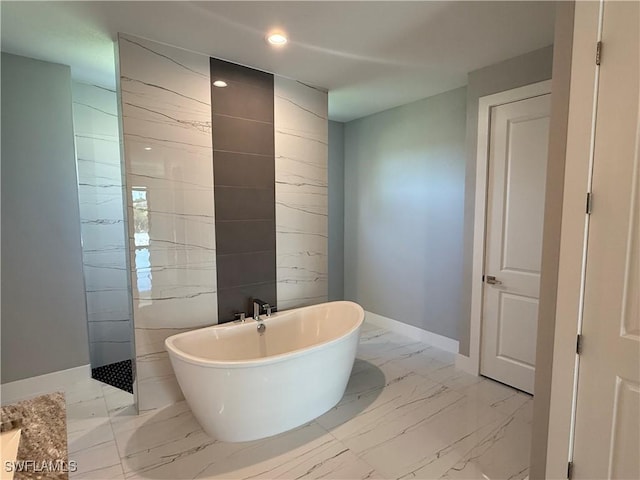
[165,301,364,442]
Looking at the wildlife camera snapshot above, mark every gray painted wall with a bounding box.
[344,87,466,340]
[329,120,345,301]
[458,46,554,355]
[1,53,90,383]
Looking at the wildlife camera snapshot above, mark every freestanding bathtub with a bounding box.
[165,301,364,442]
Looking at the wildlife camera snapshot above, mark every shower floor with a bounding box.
[91,359,133,394]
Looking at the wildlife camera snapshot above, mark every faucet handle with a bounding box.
[264,304,272,316]
[234,312,246,322]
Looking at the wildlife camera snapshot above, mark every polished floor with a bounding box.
[64,323,533,479]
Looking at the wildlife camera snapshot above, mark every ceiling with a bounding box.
[1,1,555,122]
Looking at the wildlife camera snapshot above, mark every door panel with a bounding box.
[498,292,538,368]
[481,94,551,394]
[572,1,640,478]
[502,115,551,273]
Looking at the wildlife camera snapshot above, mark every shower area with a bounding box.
[72,81,135,394]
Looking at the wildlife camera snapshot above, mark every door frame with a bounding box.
[462,80,553,376]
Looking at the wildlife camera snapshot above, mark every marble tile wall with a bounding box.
[117,34,216,411]
[274,78,329,310]
[118,34,328,411]
[72,81,133,368]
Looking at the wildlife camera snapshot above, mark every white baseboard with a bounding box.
[365,311,459,354]
[455,353,478,375]
[1,364,91,405]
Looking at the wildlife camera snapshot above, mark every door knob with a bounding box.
[486,275,502,285]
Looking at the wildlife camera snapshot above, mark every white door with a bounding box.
[480,93,551,394]
[572,1,640,477]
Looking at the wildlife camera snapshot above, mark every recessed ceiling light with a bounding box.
[144,147,152,151]
[267,32,288,46]
[213,80,227,88]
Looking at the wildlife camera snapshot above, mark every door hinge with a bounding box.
[576,334,583,355]
[596,41,602,65]
[586,192,593,214]
[568,461,574,479]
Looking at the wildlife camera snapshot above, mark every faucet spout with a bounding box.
[252,298,271,320]
[252,298,272,334]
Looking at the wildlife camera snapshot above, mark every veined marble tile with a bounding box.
[194,425,378,480]
[65,379,109,418]
[135,350,184,411]
[118,33,216,410]
[440,416,531,480]
[134,327,192,357]
[73,81,132,368]
[356,329,426,364]
[457,377,531,418]
[511,397,534,425]
[275,80,328,137]
[64,380,124,479]
[71,440,124,480]
[275,77,328,312]
[133,326,190,410]
[90,342,133,368]
[122,432,216,479]
[109,399,192,439]
[60,325,530,480]
[71,463,125,480]
[114,401,202,461]
[349,393,507,480]
[68,419,114,455]
[388,345,456,378]
[102,384,135,417]
[119,413,376,480]
[316,363,449,439]
[424,364,486,390]
[86,289,131,320]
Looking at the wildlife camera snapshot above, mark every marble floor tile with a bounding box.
[102,384,135,416]
[65,381,111,446]
[357,330,423,362]
[317,367,447,439]
[57,325,533,480]
[64,378,107,406]
[362,340,432,369]
[68,418,114,455]
[423,364,486,390]
[114,401,204,461]
[440,416,532,480]
[457,377,531,418]
[340,387,507,479]
[387,346,455,377]
[360,322,384,334]
[71,439,124,479]
[192,422,379,480]
[121,428,217,478]
[368,398,502,479]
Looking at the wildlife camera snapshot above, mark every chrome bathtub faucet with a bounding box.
[252,299,271,333]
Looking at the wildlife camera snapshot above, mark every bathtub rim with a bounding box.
[165,300,364,369]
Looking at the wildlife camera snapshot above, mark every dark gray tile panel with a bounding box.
[213,151,274,188]
[217,250,276,289]
[214,186,275,221]
[212,114,274,156]
[216,220,276,255]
